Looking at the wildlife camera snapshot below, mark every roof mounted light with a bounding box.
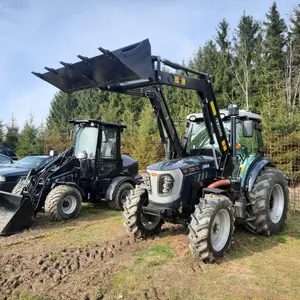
[189,115,197,121]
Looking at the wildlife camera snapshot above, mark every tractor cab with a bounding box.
[185,109,263,187]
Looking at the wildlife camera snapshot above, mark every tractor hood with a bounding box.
[147,155,216,172]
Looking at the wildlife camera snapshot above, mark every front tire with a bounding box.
[123,185,163,239]
[188,194,235,263]
[44,185,82,221]
[108,182,134,211]
[245,167,289,236]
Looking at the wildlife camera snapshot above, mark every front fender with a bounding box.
[105,176,138,200]
[246,159,274,192]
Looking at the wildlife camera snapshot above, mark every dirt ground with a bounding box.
[0,202,299,300]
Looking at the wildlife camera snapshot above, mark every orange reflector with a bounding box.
[151,173,157,177]
[236,143,241,150]
[189,167,196,173]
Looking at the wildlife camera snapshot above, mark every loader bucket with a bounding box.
[32,39,154,93]
[0,191,34,235]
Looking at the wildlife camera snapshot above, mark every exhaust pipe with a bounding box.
[0,191,34,236]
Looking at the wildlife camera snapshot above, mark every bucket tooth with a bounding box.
[60,61,73,69]
[44,67,58,75]
[77,55,89,62]
[31,72,44,79]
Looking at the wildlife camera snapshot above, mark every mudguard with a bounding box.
[105,175,139,201]
[246,159,273,192]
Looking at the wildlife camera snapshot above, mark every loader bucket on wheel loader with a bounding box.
[31,39,154,93]
[0,191,34,235]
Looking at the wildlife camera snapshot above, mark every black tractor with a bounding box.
[0,119,141,235]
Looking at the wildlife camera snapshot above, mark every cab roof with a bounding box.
[186,109,262,121]
[69,119,126,128]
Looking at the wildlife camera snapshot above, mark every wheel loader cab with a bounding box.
[71,120,126,193]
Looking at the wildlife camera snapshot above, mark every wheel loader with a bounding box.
[0,119,142,235]
[1,38,288,263]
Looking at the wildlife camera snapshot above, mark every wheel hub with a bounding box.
[210,209,231,252]
[62,195,77,214]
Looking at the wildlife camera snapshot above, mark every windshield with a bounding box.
[186,120,233,153]
[13,156,50,169]
[74,126,98,159]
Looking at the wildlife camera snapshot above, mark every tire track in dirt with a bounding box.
[0,233,152,299]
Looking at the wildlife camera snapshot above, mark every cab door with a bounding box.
[97,126,122,192]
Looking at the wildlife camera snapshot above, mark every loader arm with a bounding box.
[32,38,231,171]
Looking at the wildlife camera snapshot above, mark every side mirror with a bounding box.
[243,120,254,138]
[49,150,58,157]
[69,129,74,140]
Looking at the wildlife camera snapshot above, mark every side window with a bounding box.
[238,121,262,155]
[100,127,117,159]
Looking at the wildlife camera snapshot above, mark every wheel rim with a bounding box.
[269,184,285,224]
[210,209,231,252]
[140,213,161,230]
[61,196,77,215]
[139,195,161,230]
[120,189,130,205]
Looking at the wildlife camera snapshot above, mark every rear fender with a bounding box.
[246,159,274,192]
[105,176,138,201]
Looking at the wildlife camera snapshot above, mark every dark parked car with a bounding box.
[0,154,14,167]
[0,146,18,161]
[0,155,53,192]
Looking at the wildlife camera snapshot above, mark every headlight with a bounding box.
[158,174,174,196]
[144,172,152,193]
[0,176,6,182]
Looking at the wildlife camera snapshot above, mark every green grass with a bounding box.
[134,244,173,267]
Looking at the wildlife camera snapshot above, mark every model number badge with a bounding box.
[202,164,210,169]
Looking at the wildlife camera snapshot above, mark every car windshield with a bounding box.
[74,126,98,159]
[185,120,234,153]
[12,156,50,169]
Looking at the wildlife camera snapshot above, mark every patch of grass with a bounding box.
[134,244,173,267]
[48,255,57,262]
[228,246,245,259]
[79,203,119,219]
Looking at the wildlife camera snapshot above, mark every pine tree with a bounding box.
[16,113,40,157]
[74,88,107,120]
[4,114,19,151]
[46,91,78,137]
[264,2,287,73]
[232,12,261,110]
[215,18,233,107]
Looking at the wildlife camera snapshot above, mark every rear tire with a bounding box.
[123,185,163,239]
[188,194,235,263]
[44,185,82,221]
[108,182,134,211]
[245,167,289,236]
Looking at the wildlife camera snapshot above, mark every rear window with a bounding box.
[0,149,7,155]
[6,149,16,156]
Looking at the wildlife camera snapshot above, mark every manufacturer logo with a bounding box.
[202,164,210,169]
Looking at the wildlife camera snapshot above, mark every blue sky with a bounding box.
[0,0,298,129]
